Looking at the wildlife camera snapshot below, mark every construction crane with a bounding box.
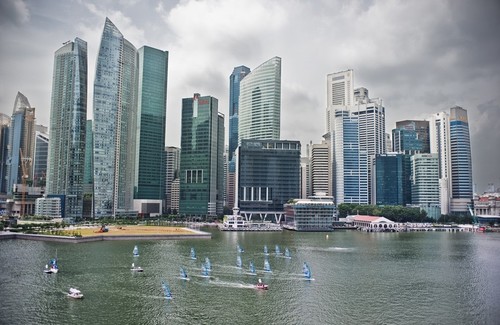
[19,148,31,217]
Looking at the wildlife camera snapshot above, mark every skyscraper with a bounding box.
[179,94,224,216]
[311,137,331,196]
[238,57,281,143]
[165,146,180,213]
[93,18,138,218]
[0,113,11,194]
[33,131,49,188]
[46,38,87,219]
[134,46,168,215]
[411,153,440,219]
[394,120,430,154]
[326,69,354,135]
[429,111,451,214]
[228,65,250,161]
[7,92,35,196]
[375,153,411,206]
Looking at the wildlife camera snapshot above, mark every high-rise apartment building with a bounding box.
[83,120,93,218]
[33,131,49,188]
[238,57,281,143]
[133,46,168,216]
[93,18,138,218]
[179,94,224,216]
[46,38,87,219]
[165,146,180,213]
[7,92,35,196]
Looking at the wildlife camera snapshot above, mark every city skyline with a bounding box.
[0,0,499,192]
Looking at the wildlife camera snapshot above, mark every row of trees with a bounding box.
[338,203,434,223]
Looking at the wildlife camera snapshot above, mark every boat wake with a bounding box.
[207,279,255,289]
[304,246,355,252]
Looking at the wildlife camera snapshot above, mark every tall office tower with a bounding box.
[238,57,281,143]
[33,131,49,187]
[83,120,93,218]
[393,120,430,154]
[228,65,251,160]
[236,140,301,213]
[300,156,311,199]
[374,153,411,206]
[7,92,36,196]
[429,111,451,214]
[179,94,224,216]
[165,146,180,213]
[133,46,168,216]
[227,65,250,209]
[448,106,473,213]
[93,18,138,218]
[385,133,392,153]
[0,113,11,194]
[333,110,368,204]
[311,136,332,196]
[411,153,440,219]
[351,89,385,204]
[46,38,87,219]
[326,69,354,134]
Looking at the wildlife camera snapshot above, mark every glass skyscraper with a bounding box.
[134,46,168,201]
[375,153,411,206]
[238,57,281,143]
[46,38,87,220]
[228,65,250,161]
[0,114,10,194]
[93,18,138,217]
[179,94,224,216]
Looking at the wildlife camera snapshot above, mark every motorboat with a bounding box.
[67,288,83,299]
[131,263,143,272]
[255,278,268,290]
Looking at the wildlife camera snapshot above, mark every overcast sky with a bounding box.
[0,0,499,193]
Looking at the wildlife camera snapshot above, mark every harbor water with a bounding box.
[1,229,499,324]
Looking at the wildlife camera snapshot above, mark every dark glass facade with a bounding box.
[237,140,300,212]
[228,66,250,162]
[375,153,411,206]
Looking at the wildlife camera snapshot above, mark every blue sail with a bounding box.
[133,245,139,256]
[249,261,256,274]
[237,244,244,253]
[180,267,188,279]
[275,245,281,255]
[201,264,209,276]
[264,245,269,255]
[236,255,242,268]
[162,280,172,299]
[205,257,211,271]
[264,258,272,272]
[284,247,291,258]
[190,247,197,260]
[303,262,311,279]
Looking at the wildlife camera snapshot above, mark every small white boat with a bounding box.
[131,263,143,272]
[43,257,59,274]
[133,245,139,257]
[67,288,83,299]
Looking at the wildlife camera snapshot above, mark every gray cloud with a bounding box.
[0,0,499,192]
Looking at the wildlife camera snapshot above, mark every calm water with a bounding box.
[1,229,499,325]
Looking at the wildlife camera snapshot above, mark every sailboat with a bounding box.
[264,245,269,255]
[249,261,256,275]
[180,267,189,280]
[303,262,311,279]
[201,264,210,277]
[190,247,197,260]
[236,255,242,268]
[205,257,212,271]
[43,253,59,274]
[264,258,272,273]
[131,263,143,272]
[133,245,139,257]
[162,280,172,299]
[275,244,281,255]
[237,244,244,253]
[284,247,291,259]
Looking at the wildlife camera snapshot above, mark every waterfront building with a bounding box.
[238,57,281,143]
[82,120,93,218]
[0,113,11,194]
[411,153,440,219]
[374,153,411,206]
[473,192,500,217]
[345,215,400,232]
[133,46,169,217]
[35,197,61,218]
[311,137,331,196]
[33,131,49,188]
[179,94,224,217]
[333,110,368,204]
[170,178,180,213]
[46,38,87,220]
[236,139,300,216]
[93,18,138,218]
[165,146,180,213]
[283,195,337,231]
[393,120,430,154]
[6,92,36,196]
[300,142,312,199]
